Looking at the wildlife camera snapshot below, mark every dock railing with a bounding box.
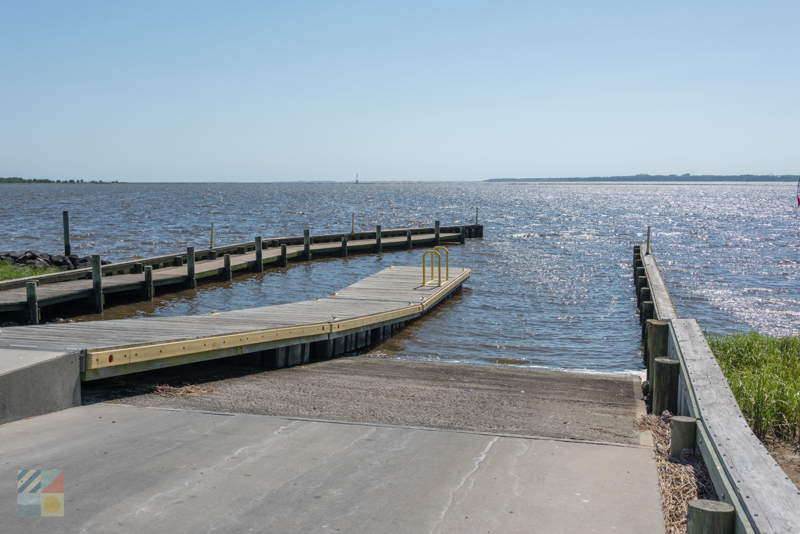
[635,244,800,534]
[0,223,482,291]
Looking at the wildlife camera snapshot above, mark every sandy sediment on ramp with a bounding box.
[90,357,645,444]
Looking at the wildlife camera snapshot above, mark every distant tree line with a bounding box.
[486,174,799,182]
[0,177,121,184]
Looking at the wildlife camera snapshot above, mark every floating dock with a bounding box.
[0,223,481,322]
[0,264,470,424]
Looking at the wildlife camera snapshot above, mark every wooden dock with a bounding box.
[0,265,470,383]
[0,223,482,322]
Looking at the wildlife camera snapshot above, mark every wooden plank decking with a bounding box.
[0,266,471,381]
[0,230,466,314]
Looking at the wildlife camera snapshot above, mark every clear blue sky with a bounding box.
[1,1,798,182]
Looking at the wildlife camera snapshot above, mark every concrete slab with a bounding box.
[0,404,664,533]
[0,347,81,425]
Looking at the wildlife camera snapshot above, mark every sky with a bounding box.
[1,1,798,182]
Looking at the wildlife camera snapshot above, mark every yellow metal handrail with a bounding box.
[432,246,449,282]
[422,246,449,286]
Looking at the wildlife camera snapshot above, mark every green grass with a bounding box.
[0,262,59,281]
[707,331,800,440]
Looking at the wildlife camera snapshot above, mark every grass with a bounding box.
[706,331,800,440]
[0,262,59,281]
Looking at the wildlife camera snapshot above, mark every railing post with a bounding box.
[91,254,104,314]
[143,266,153,301]
[62,210,71,257]
[187,247,197,289]
[223,254,232,281]
[406,230,412,250]
[254,236,264,273]
[375,225,382,253]
[434,221,440,246]
[341,236,348,257]
[280,244,287,267]
[26,281,39,325]
[303,229,312,261]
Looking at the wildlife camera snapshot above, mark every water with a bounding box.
[2,182,798,373]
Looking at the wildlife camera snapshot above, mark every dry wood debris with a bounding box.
[638,414,718,534]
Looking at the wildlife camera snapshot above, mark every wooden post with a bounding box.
[351,213,355,233]
[134,262,143,274]
[475,207,478,225]
[62,210,71,257]
[653,357,680,415]
[280,244,287,267]
[210,222,214,249]
[406,230,412,250]
[173,256,183,267]
[237,246,246,255]
[645,320,669,379]
[638,286,651,308]
[375,225,382,253]
[459,226,466,244]
[646,225,651,255]
[303,229,312,261]
[254,236,264,273]
[26,281,39,325]
[641,301,654,337]
[670,416,697,459]
[144,266,153,300]
[686,500,735,534]
[187,247,196,289]
[341,236,348,257]
[223,254,232,281]
[434,221,440,246]
[91,254,104,314]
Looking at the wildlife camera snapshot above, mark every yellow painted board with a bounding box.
[87,323,330,369]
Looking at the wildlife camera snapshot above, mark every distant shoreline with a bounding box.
[486,174,798,183]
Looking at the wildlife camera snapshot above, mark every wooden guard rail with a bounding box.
[635,244,800,534]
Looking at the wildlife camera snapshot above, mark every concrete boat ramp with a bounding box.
[0,265,665,532]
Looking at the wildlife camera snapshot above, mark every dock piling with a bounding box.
[434,221,440,246]
[254,237,264,273]
[645,319,669,379]
[26,281,39,325]
[210,222,214,249]
[303,230,312,261]
[91,255,104,314]
[187,247,197,289]
[653,357,680,415]
[62,210,71,257]
[686,500,735,534]
[280,244,287,267]
[144,266,154,300]
[459,226,466,244]
[475,207,478,225]
[341,236,348,258]
[134,263,143,274]
[406,230,412,249]
[376,225,382,253]
[223,254,232,281]
[670,416,697,460]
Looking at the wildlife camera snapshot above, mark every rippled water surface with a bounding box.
[2,182,798,372]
